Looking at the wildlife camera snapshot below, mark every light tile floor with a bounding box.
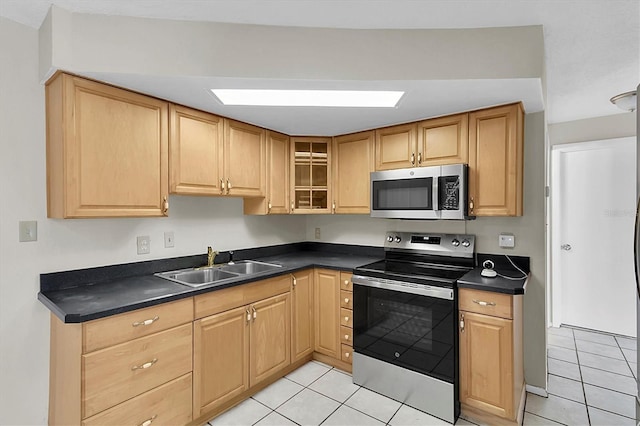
[524,326,637,426]
[206,327,637,426]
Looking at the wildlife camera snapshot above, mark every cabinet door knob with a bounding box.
[246,308,251,323]
[344,316,349,322]
[410,152,415,165]
[417,152,422,165]
[252,306,257,321]
[344,298,350,304]
[138,414,158,426]
[469,196,474,212]
[344,280,349,285]
[344,334,349,340]
[345,352,350,358]
[268,201,272,212]
[220,179,225,194]
[332,201,336,214]
[227,179,231,194]
[162,197,169,215]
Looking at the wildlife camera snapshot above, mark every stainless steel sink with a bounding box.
[155,260,282,288]
[219,260,282,275]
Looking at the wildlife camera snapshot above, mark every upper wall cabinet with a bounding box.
[170,105,223,195]
[468,103,524,216]
[46,73,169,218]
[244,131,290,215]
[332,131,375,214]
[290,137,332,214]
[224,120,266,197]
[417,113,469,166]
[374,123,418,170]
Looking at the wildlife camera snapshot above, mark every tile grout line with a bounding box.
[573,331,592,426]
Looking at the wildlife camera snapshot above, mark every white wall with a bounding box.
[549,112,636,145]
[307,112,548,389]
[0,17,307,425]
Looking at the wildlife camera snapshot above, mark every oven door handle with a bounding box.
[351,275,454,300]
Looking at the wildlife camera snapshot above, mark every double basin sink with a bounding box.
[156,260,282,288]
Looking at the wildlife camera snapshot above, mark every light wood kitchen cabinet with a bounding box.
[46,73,169,218]
[468,103,524,216]
[192,275,291,419]
[375,123,418,170]
[169,104,224,195]
[313,269,340,359]
[291,137,332,213]
[291,269,314,362]
[417,113,469,166]
[193,305,249,418]
[244,131,290,214]
[459,288,524,423]
[224,119,266,197]
[48,298,194,425]
[332,131,375,214]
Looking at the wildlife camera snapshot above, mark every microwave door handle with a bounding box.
[433,176,440,211]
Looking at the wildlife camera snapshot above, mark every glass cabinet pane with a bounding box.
[295,190,311,209]
[311,190,328,209]
[295,164,311,187]
[311,164,327,187]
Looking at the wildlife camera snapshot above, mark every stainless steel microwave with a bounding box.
[370,164,469,220]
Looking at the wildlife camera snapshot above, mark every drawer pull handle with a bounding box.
[345,352,350,358]
[138,415,158,426]
[252,306,257,321]
[246,308,251,323]
[132,316,159,327]
[473,299,496,307]
[344,280,349,285]
[344,334,349,340]
[344,298,350,304]
[344,316,349,322]
[131,358,158,371]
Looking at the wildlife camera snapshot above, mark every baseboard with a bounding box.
[526,384,548,397]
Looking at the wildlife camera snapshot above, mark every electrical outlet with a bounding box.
[137,235,150,254]
[164,231,175,248]
[19,220,37,242]
[499,233,515,248]
[315,227,321,239]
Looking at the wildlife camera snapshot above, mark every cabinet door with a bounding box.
[333,131,374,214]
[313,269,340,359]
[417,113,468,166]
[374,123,418,170]
[249,293,291,387]
[169,105,223,195]
[290,137,332,213]
[224,119,266,197]
[459,311,514,419]
[291,270,314,362]
[47,73,169,218]
[468,103,523,216]
[193,306,249,418]
[243,131,290,214]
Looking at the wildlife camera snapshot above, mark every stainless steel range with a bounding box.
[352,232,475,424]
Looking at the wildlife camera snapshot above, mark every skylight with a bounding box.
[210,89,404,107]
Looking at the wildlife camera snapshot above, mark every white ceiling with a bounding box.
[1,0,638,133]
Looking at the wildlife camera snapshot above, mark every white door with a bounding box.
[552,137,636,337]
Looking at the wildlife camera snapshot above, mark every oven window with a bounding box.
[372,178,433,211]
[353,285,455,383]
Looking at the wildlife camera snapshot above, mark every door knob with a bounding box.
[561,244,572,251]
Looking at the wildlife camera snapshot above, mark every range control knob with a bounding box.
[387,236,394,242]
[461,239,470,247]
[395,236,402,243]
[451,239,460,247]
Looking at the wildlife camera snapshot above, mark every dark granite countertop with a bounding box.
[38,245,381,323]
[457,268,528,295]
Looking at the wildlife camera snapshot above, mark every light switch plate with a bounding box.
[499,233,515,248]
[137,235,150,254]
[19,220,37,242]
[164,231,175,248]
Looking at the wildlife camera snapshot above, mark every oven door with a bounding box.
[352,276,456,384]
[370,167,440,219]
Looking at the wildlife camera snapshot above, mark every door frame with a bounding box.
[549,137,636,327]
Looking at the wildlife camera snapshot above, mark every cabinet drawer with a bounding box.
[83,324,192,418]
[340,290,353,309]
[195,275,290,319]
[83,298,193,352]
[82,373,192,426]
[341,344,353,364]
[459,288,513,319]
[340,272,353,291]
[340,326,353,345]
[340,308,353,328]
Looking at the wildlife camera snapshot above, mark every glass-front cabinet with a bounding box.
[290,137,332,213]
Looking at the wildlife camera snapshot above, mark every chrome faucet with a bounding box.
[207,246,218,267]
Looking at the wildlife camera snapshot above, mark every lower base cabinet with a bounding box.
[458,288,524,423]
[192,276,291,419]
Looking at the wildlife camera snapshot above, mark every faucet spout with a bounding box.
[207,246,218,267]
